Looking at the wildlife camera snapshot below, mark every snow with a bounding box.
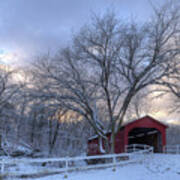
[26,154,180,180]
[99,137,106,153]
[2,154,180,179]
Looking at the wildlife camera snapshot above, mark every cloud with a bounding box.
[0,0,164,64]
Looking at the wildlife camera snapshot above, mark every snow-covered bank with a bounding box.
[31,154,180,180]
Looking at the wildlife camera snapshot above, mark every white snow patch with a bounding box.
[28,154,180,180]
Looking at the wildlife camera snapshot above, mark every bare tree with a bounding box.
[157,71,180,113]
[0,67,19,112]
[30,1,180,153]
[126,89,157,120]
[0,66,24,135]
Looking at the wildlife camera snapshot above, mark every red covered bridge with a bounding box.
[87,116,168,155]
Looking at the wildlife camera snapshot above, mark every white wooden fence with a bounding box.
[0,144,153,179]
[163,145,180,154]
[125,144,153,153]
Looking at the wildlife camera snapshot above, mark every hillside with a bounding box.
[29,154,180,180]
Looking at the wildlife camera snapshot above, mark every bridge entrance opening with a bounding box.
[128,128,162,152]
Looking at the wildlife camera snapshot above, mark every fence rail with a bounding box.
[163,145,180,154]
[0,144,153,178]
[125,144,154,153]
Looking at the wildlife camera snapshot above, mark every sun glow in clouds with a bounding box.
[0,49,19,65]
[0,48,27,66]
[0,49,27,83]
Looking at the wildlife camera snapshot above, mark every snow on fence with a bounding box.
[0,144,153,179]
[163,145,180,154]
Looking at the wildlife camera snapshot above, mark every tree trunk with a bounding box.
[110,133,115,154]
[30,113,36,146]
[49,120,60,155]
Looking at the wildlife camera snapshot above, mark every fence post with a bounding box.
[151,147,154,154]
[112,155,116,171]
[177,145,179,154]
[1,159,5,174]
[125,145,127,153]
[162,146,165,153]
[64,157,68,178]
[133,144,135,152]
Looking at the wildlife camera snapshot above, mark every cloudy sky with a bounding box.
[0,0,178,122]
[0,0,165,65]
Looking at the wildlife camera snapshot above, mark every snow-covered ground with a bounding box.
[2,154,180,179]
[30,154,180,180]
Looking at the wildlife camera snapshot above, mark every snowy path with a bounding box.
[31,154,180,180]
